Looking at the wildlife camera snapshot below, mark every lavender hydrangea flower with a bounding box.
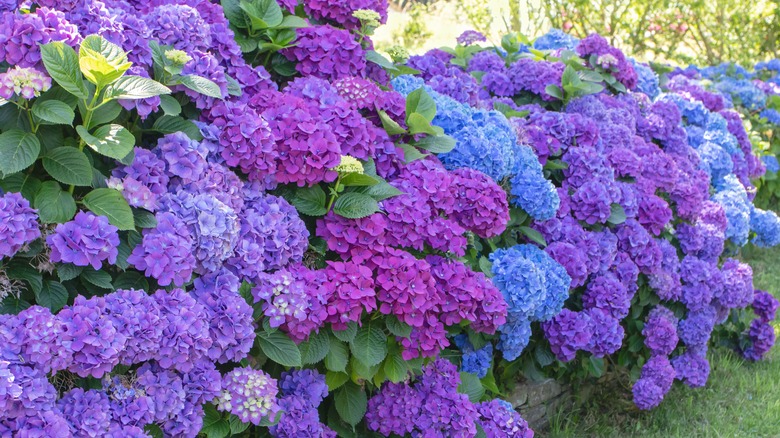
[47,211,120,269]
[128,212,196,287]
[59,295,127,378]
[476,399,534,438]
[191,269,255,364]
[152,288,212,372]
[0,192,40,259]
[228,192,308,282]
[58,388,111,437]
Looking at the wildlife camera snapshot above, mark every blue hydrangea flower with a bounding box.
[751,207,780,247]
[510,145,560,220]
[533,29,579,51]
[759,108,780,125]
[453,334,493,378]
[762,155,779,173]
[712,175,752,245]
[631,59,660,100]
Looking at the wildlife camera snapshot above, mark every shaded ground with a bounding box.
[546,245,780,437]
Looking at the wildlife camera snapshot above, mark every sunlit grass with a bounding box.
[546,245,780,437]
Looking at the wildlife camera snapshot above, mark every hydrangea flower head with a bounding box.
[0,192,40,259]
[47,211,119,269]
[0,66,51,99]
[217,367,279,426]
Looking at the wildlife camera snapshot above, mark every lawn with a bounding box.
[545,245,780,437]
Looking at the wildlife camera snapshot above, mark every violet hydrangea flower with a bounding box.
[47,211,119,269]
[0,192,40,259]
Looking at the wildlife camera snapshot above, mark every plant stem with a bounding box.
[325,177,342,212]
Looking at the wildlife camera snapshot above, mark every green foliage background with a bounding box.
[388,0,780,65]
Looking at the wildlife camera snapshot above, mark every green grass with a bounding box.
[545,245,780,438]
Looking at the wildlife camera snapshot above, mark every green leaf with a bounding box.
[35,280,68,312]
[152,116,203,140]
[332,322,358,343]
[383,349,408,383]
[385,316,412,338]
[334,382,367,427]
[0,130,40,176]
[0,173,41,202]
[340,173,379,187]
[104,75,171,100]
[57,264,83,282]
[478,256,493,276]
[81,100,122,130]
[325,336,349,372]
[607,203,627,225]
[544,84,563,100]
[333,192,379,219]
[351,356,380,381]
[178,75,223,99]
[6,259,42,294]
[326,371,350,391]
[365,50,398,71]
[458,372,485,403]
[481,369,500,394]
[534,344,555,367]
[257,331,302,367]
[32,100,75,125]
[350,321,387,367]
[579,70,604,82]
[113,271,149,291]
[228,415,250,435]
[414,134,456,153]
[158,95,181,116]
[0,296,31,315]
[406,113,440,136]
[277,15,309,29]
[80,266,113,289]
[201,404,230,438]
[239,0,283,30]
[587,356,605,378]
[378,110,406,135]
[76,124,135,160]
[299,330,330,365]
[42,147,92,186]
[291,185,327,216]
[82,188,135,230]
[405,87,437,121]
[40,42,88,99]
[399,143,428,163]
[132,208,157,229]
[79,35,132,89]
[34,181,76,223]
[356,181,403,202]
[519,226,547,247]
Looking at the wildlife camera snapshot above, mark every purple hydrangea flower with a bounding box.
[104,288,162,366]
[128,212,196,287]
[752,290,779,323]
[47,211,120,269]
[228,192,308,282]
[59,296,127,378]
[191,269,255,364]
[58,388,111,437]
[282,25,367,80]
[643,306,680,356]
[0,192,40,259]
[152,288,212,372]
[543,309,592,362]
